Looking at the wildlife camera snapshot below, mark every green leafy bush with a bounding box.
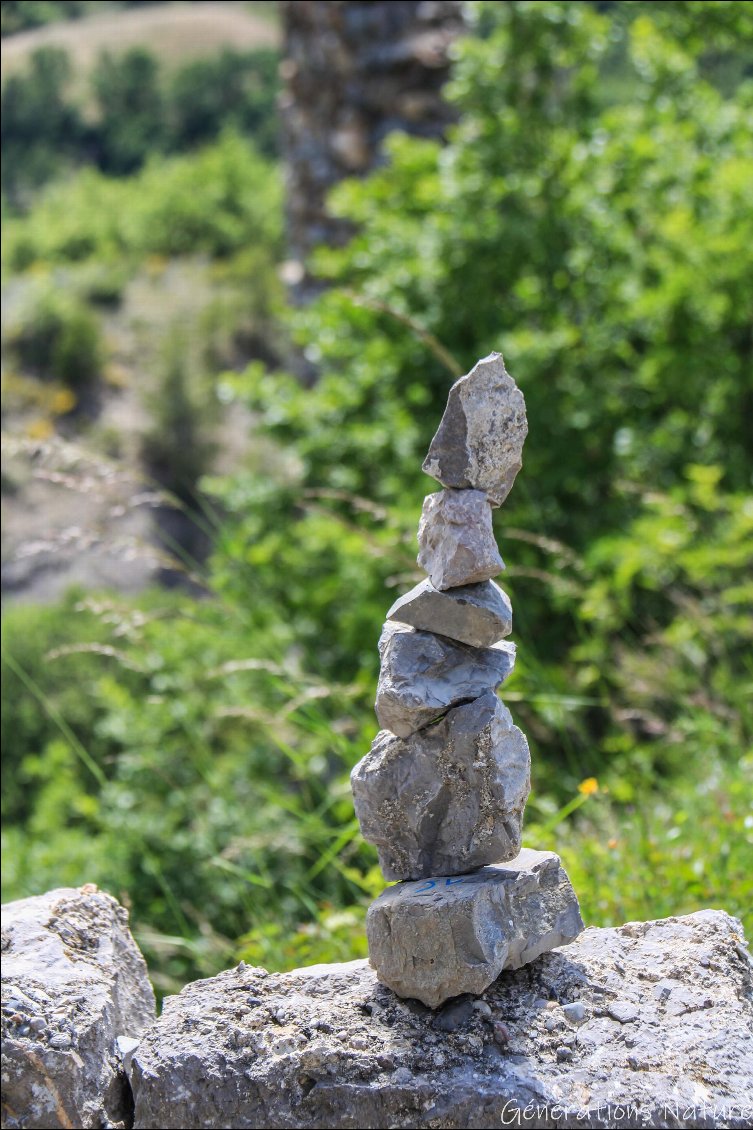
[227,0,752,727]
[1,39,280,201]
[167,47,279,160]
[140,328,218,505]
[1,1,92,37]
[91,47,165,175]
[1,588,377,992]
[1,47,85,204]
[6,286,103,391]
[4,132,282,270]
[199,0,753,941]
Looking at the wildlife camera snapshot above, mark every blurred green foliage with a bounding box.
[1,42,279,203]
[166,47,280,160]
[222,0,753,728]
[2,1,752,991]
[207,0,753,938]
[0,47,87,199]
[140,329,219,506]
[0,2,164,36]
[1,1,92,35]
[1,590,378,993]
[91,47,165,175]
[5,286,104,393]
[3,131,282,269]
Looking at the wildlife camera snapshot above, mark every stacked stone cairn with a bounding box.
[351,353,584,1009]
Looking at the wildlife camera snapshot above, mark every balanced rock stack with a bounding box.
[351,353,584,1009]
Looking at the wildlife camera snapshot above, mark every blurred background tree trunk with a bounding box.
[279,0,465,298]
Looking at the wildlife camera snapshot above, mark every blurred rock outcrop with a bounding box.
[280,1,465,294]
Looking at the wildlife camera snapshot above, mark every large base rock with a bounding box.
[130,909,753,1129]
[367,849,582,1006]
[1,885,156,1130]
[352,693,530,880]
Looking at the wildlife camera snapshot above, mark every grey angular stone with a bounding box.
[423,353,528,506]
[386,577,513,647]
[417,489,503,590]
[1,885,156,1130]
[367,849,583,1008]
[375,622,515,737]
[352,692,530,880]
[131,911,753,1129]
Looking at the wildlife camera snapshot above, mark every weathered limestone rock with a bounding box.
[1,885,156,1130]
[423,353,528,506]
[375,623,515,737]
[417,489,503,590]
[386,578,512,647]
[352,693,530,880]
[367,850,582,1007]
[130,910,753,1129]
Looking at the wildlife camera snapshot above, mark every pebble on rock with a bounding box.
[432,997,474,1033]
[386,578,512,648]
[366,849,584,1008]
[423,353,528,506]
[417,489,504,590]
[563,1001,587,1025]
[352,692,530,881]
[375,622,515,737]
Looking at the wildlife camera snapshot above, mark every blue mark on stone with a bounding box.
[412,876,469,894]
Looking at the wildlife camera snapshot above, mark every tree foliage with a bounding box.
[4,131,283,270]
[1,43,279,203]
[215,0,752,798]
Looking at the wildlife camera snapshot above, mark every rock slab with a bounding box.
[417,489,504,590]
[375,623,515,737]
[386,578,512,647]
[352,693,530,880]
[130,909,753,1129]
[1,885,156,1130]
[423,353,528,506]
[367,849,582,1007]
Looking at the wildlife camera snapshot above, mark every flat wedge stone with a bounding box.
[423,352,528,506]
[367,849,583,1008]
[375,622,515,737]
[352,692,530,880]
[386,578,512,647]
[417,489,503,590]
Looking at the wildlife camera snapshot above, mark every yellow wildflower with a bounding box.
[578,777,599,797]
[25,417,54,440]
[50,388,77,415]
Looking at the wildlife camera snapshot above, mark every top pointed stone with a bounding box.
[423,353,527,506]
